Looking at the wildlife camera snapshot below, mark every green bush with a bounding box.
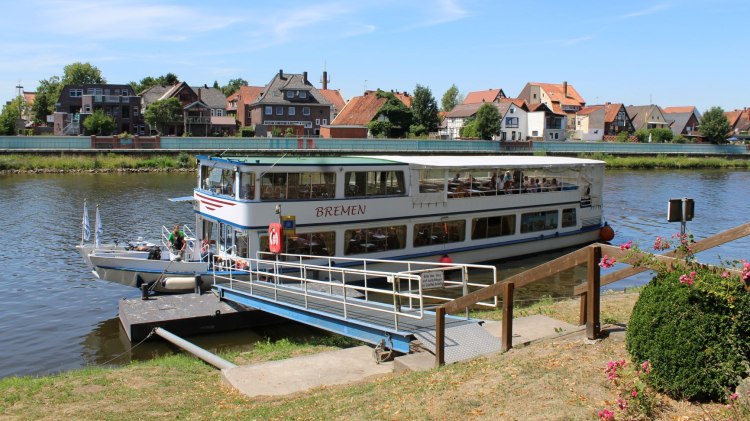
[615,131,631,142]
[633,129,649,143]
[650,128,674,143]
[239,126,255,137]
[626,267,750,401]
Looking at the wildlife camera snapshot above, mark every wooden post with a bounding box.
[579,291,588,325]
[586,246,601,339]
[435,306,445,367]
[501,281,514,352]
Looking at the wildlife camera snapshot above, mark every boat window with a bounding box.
[413,220,466,247]
[471,215,516,240]
[419,169,445,193]
[234,230,249,257]
[344,226,406,255]
[260,171,335,201]
[520,210,558,233]
[344,170,406,197]
[562,208,576,228]
[239,173,255,200]
[202,166,235,196]
[286,231,335,257]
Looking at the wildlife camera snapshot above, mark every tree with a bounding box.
[459,119,479,138]
[0,96,24,135]
[373,90,413,138]
[222,78,249,96]
[474,103,501,140]
[143,98,183,135]
[700,106,731,144]
[130,73,180,94]
[411,84,440,133]
[61,62,105,85]
[441,84,462,112]
[32,76,61,124]
[83,109,116,135]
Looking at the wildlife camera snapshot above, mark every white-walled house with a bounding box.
[440,103,483,138]
[527,103,566,141]
[573,105,606,141]
[496,102,528,141]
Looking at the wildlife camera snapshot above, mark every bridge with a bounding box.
[211,253,502,364]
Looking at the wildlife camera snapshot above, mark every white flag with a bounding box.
[95,205,103,248]
[82,201,91,241]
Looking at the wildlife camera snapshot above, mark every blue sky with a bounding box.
[1,0,747,113]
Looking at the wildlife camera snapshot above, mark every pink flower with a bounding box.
[619,240,633,251]
[679,271,696,286]
[641,360,651,374]
[632,390,638,398]
[730,392,739,401]
[597,409,615,420]
[722,271,730,279]
[617,398,627,410]
[653,236,671,251]
[599,254,616,269]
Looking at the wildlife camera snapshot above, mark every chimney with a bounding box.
[563,81,568,97]
[279,69,283,78]
[303,71,308,84]
[322,70,328,90]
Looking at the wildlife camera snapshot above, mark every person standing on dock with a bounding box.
[169,224,186,261]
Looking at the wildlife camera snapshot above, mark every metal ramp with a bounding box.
[211,253,500,362]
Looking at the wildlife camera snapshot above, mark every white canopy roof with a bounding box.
[366,155,604,169]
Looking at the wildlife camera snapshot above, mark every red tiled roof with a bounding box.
[663,106,697,114]
[725,110,742,127]
[236,86,264,105]
[498,97,528,109]
[445,103,484,118]
[331,93,388,125]
[393,92,412,108]
[320,89,346,111]
[463,88,504,104]
[530,82,586,107]
[604,103,624,123]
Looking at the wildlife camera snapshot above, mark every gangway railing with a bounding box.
[210,253,498,334]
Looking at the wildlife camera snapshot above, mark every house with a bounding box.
[323,90,411,138]
[319,89,346,122]
[497,102,528,142]
[663,106,701,138]
[248,70,332,137]
[53,84,144,136]
[527,103,566,141]
[625,105,670,131]
[603,103,634,136]
[518,81,585,131]
[141,82,230,136]
[439,103,483,139]
[725,108,750,140]
[573,105,606,141]
[226,85,264,127]
[462,88,506,104]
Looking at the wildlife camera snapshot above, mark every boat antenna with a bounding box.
[218,147,231,157]
[258,153,289,179]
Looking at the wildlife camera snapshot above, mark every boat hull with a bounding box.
[88,254,218,293]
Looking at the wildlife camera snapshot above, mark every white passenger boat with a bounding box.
[83,154,612,292]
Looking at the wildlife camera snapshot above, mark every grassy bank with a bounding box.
[0,292,730,420]
[1,152,749,173]
[0,153,195,172]
[579,152,750,169]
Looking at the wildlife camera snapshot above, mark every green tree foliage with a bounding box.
[459,119,479,138]
[222,78,248,96]
[441,84,462,112]
[474,103,501,140]
[0,96,24,135]
[367,120,392,138]
[82,109,116,135]
[61,62,105,85]
[32,76,61,124]
[615,131,631,142]
[411,84,440,133]
[700,106,731,144]
[143,98,183,135]
[373,90,413,138]
[130,73,180,94]
[649,127,673,143]
[627,267,750,401]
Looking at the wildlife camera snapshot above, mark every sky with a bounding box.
[1,0,748,113]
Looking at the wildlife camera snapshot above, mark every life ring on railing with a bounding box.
[599,224,615,242]
[268,223,283,254]
[439,254,453,264]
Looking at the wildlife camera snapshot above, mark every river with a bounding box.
[1,169,748,379]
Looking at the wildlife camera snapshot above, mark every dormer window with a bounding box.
[300,91,307,99]
[286,91,294,99]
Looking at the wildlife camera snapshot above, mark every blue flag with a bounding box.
[82,201,91,241]
[95,205,103,248]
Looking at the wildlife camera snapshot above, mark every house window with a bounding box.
[288,107,295,116]
[83,105,91,112]
[286,91,294,99]
[512,131,516,140]
[265,106,273,115]
[122,89,129,96]
[303,107,310,116]
[510,107,515,114]
[322,119,327,125]
[533,93,537,99]
[549,132,554,139]
[211,109,216,116]
[315,118,320,125]
[532,130,538,136]
[217,109,223,116]
[505,117,519,128]
[133,106,139,116]
[300,91,307,99]
[70,89,83,97]
[276,106,283,115]
[554,133,559,140]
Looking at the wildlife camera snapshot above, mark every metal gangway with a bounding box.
[211,253,501,363]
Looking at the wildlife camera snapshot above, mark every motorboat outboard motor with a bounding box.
[147,246,161,260]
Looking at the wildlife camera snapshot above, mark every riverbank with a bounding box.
[1,153,749,173]
[0,292,730,420]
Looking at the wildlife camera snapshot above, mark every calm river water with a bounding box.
[1,169,749,379]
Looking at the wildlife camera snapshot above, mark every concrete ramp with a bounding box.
[413,322,501,364]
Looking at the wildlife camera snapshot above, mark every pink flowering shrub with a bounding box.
[598,359,658,419]
[599,254,616,269]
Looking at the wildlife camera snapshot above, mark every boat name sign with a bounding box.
[315,204,366,218]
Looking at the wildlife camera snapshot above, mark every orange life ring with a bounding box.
[439,254,453,264]
[600,224,615,242]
